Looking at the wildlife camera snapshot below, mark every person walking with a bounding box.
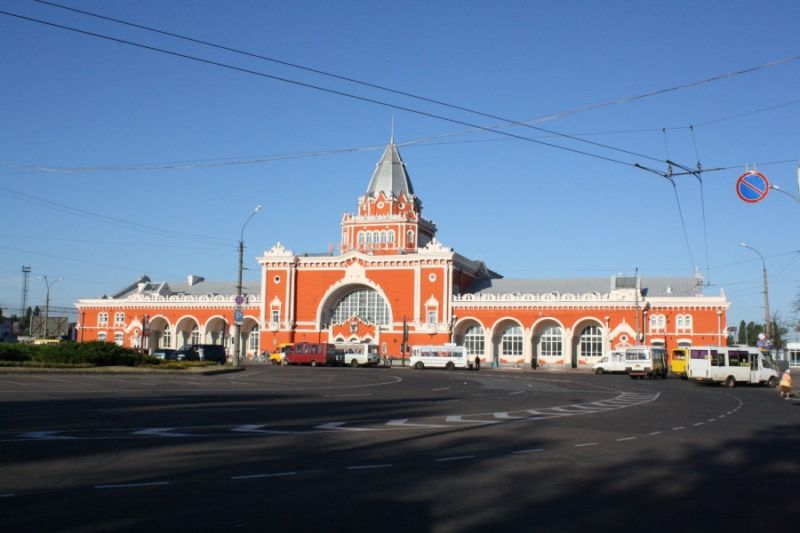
[779,369,792,400]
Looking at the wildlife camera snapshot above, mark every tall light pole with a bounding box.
[38,275,63,338]
[233,204,262,367]
[737,242,771,343]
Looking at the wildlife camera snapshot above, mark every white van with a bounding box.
[410,344,478,370]
[690,346,779,387]
[593,351,627,374]
[334,342,380,367]
[625,346,667,379]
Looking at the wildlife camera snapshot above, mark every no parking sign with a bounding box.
[736,171,769,203]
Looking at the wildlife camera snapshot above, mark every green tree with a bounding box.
[737,319,747,345]
[770,311,789,349]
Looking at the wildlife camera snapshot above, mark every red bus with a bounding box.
[284,342,337,366]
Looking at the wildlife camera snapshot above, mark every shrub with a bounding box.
[26,341,158,366]
[0,343,34,362]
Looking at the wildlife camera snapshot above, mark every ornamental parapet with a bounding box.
[77,294,261,306]
[454,291,615,303]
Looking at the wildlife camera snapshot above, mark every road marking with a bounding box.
[493,412,526,419]
[673,426,685,431]
[386,419,446,428]
[95,481,170,489]
[512,448,544,454]
[649,431,662,436]
[231,424,293,435]
[19,431,78,440]
[574,442,597,447]
[616,437,637,442]
[0,379,24,385]
[707,418,717,422]
[324,393,373,398]
[231,472,297,480]
[1,493,15,498]
[346,464,393,470]
[431,387,450,391]
[508,391,525,396]
[445,415,500,425]
[436,455,475,462]
[316,422,375,431]
[693,422,704,426]
[133,428,194,437]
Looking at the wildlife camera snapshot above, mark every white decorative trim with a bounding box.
[418,238,452,254]
[263,242,294,257]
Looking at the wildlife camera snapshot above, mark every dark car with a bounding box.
[152,348,177,360]
[173,344,227,365]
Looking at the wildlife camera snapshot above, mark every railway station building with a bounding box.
[76,141,730,368]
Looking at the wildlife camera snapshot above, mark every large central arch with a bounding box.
[318,283,392,328]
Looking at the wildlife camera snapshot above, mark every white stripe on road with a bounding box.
[672,426,685,431]
[616,437,637,442]
[649,431,662,436]
[231,472,297,480]
[1,493,16,498]
[574,442,597,447]
[512,448,544,454]
[95,481,170,489]
[436,455,475,462]
[346,464,393,470]
[508,391,525,396]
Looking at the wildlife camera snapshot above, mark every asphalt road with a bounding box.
[1,365,798,532]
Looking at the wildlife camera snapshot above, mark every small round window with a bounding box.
[429,273,437,282]
[377,202,384,209]
[398,203,405,209]
[273,276,280,284]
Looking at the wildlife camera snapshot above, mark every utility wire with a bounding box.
[661,129,696,273]
[0,8,673,171]
[689,125,712,286]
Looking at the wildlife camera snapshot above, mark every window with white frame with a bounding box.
[539,325,563,357]
[190,325,200,345]
[114,312,124,326]
[387,230,395,243]
[676,314,693,333]
[464,325,485,357]
[331,289,390,325]
[248,325,259,352]
[407,230,414,244]
[649,314,666,333]
[358,232,364,245]
[98,312,108,326]
[161,327,171,348]
[114,332,124,346]
[98,331,107,342]
[501,325,523,356]
[271,309,280,325]
[579,325,603,357]
[427,310,437,324]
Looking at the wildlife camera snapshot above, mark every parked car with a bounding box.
[593,351,627,374]
[173,344,227,365]
[152,348,177,360]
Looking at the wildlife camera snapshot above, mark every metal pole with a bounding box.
[737,243,771,343]
[38,275,62,339]
[233,205,262,367]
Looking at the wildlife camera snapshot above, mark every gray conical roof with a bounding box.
[366,142,414,198]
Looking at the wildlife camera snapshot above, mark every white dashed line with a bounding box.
[346,464,393,470]
[693,422,704,427]
[1,493,15,498]
[508,391,525,396]
[649,431,662,436]
[436,455,476,462]
[231,472,297,480]
[95,481,170,489]
[512,448,544,454]
[673,426,685,431]
[616,437,637,442]
[574,442,597,448]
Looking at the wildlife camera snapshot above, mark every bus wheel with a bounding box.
[724,376,735,388]
[767,376,777,388]
[414,362,424,370]
[446,362,455,370]
[351,359,359,367]
[595,368,604,375]
[311,360,317,367]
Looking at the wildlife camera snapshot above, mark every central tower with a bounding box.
[340,141,437,255]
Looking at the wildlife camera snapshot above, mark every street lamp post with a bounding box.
[737,242,771,343]
[233,205,262,367]
[38,275,63,338]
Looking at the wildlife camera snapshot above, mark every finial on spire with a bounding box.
[390,115,394,144]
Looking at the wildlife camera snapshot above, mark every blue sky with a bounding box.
[1,0,798,336]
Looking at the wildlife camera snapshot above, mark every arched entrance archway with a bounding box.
[320,285,391,343]
[147,315,170,352]
[175,316,200,348]
[532,319,565,368]
[453,318,486,364]
[491,319,524,368]
[571,319,605,369]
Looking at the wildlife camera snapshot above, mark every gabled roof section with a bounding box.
[366,142,414,199]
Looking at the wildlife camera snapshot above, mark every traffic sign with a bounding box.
[234,306,244,325]
[234,295,244,305]
[736,171,769,203]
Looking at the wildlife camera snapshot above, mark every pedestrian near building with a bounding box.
[779,369,792,400]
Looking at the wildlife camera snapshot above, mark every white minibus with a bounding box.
[690,346,779,387]
[625,346,667,379]
[334,342,380,367]
[410,344,479,370]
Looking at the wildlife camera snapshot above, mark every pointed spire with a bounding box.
[366,141,414,198]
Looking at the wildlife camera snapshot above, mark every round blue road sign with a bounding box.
[736,171,769,203]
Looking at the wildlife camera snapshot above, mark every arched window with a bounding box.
[464,325,485,357]
[501,325,523,356]
[248,325,260,352]
[649,314,659,332]
[331,289,390,325]
[357,232,364,244]
[579,325,603,357]
[190,325,200,345]
[539,325,563,357]
[161,326,171,348]
[98,312,108,326]
[114,332,124,346]
[388,230,395,243]
[407,230,414,244]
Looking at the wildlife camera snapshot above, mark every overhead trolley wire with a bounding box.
[0,9,654,172]
[28,1,670,167]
